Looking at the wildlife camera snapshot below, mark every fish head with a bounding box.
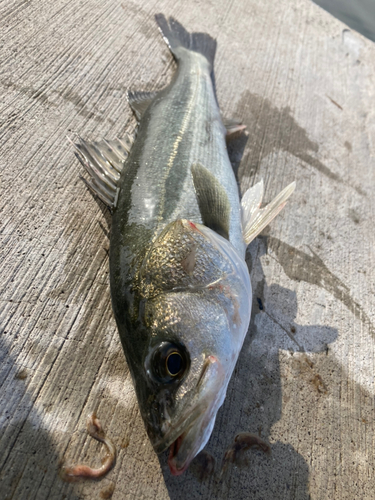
[134,219,252,475]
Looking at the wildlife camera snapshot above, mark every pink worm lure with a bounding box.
[61,413,116,481]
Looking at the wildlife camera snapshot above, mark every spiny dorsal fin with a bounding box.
[241,180,296,245]
[69,134,133,209]
[191,163,231,240]
[127,90,159,120]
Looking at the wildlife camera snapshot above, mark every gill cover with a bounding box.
[139,219,251,324]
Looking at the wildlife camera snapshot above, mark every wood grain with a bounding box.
[1,0,374,498]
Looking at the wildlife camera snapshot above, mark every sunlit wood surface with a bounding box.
[1,0,374,498]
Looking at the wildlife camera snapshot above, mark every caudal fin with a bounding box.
[155,14,216,68]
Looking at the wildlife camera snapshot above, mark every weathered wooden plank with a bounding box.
[1,0,374,499]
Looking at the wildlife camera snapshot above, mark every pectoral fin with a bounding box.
[191,164,231,240]
[241,180,296,245]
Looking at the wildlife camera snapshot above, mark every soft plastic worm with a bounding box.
[61,413,116,481]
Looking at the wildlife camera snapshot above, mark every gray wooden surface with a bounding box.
[1,1,374,499]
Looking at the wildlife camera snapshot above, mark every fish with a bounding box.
[71,14,295,476]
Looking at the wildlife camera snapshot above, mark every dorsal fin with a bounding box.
[127,90,159,120]
[191,164,230,240]
[69,134,133,209]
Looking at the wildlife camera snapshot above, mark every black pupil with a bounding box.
[167,352,182,375]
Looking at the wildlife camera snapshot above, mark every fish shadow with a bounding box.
[159,236,338,499]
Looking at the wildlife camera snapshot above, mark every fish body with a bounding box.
[73,14,295,475]
[111,20,244,259]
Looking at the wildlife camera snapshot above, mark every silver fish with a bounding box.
[72,14,295,475]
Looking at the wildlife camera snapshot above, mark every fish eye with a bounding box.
[166,352,183,376]
[148,341,189,384]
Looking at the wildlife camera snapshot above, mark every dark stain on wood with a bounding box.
[266,236,374,337]
[236,91,365,196]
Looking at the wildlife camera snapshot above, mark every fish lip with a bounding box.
[151,400,206,454]
[159,356,225,475]
[168,434,191,476]
[151,355,223,455]
[166,411,205,476]
[166,397,216,476]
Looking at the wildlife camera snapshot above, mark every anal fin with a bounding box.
[69,134,133,209]
[222,117,247,138]
[241,179,296,245]
[191,164,231,240]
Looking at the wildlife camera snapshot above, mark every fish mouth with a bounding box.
[168,433,192,476]
[167,413,212,476]
[154,355,225,475]
[168,432,192,476]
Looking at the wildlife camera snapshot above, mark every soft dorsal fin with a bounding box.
[241,179,296,245]
[191,164,231,240]
[127,90,159,120]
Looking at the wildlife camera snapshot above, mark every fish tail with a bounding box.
[155,14,216,68]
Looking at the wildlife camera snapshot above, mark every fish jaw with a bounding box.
[161,355,226,475]
[167,406,217,475]
[168,414,217,475]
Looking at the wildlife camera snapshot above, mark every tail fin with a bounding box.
[155,14,216,68]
